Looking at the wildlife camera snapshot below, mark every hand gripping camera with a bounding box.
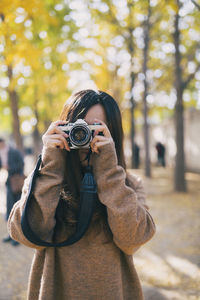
[58,119,102,149]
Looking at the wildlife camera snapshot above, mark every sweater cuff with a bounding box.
[91,142,118,175]
[41,146,67,175]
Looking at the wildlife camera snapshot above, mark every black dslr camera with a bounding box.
[58,119,102,149]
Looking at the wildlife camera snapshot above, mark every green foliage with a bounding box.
[0,0,200,140]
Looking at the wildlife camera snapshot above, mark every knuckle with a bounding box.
[61,135,66,141]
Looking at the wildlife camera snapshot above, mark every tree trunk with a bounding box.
[129,70,136,169]
[32,125,42,157]
[111,66,121,102]
[32,112,42,157]
[126,3,137,169]
[32,90,42,157]
[142,0,151,177]
[173,4,186,192]
[7,66,23,152]
[174,92,186,191]
[127,23,136,169]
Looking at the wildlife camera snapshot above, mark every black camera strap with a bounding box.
[21,150,98,247]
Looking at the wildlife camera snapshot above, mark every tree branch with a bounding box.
[183,47,199,63]
[182,62,200,89]
[191,0,200,10]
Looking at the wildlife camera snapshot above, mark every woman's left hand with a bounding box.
[90,119,114,154]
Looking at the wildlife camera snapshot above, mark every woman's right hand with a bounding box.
[42,120,70,151]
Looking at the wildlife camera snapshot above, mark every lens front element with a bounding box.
[70,126,91,146]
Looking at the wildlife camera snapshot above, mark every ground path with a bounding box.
[0,165,200,300]
[133,167,200,300]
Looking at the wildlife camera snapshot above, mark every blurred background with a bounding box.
[0,0,200,299]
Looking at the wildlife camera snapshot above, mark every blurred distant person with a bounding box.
[133,143,140,169]
[0,138,24,246]
[155,142,166,167]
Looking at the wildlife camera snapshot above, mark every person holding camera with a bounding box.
[8,90,156,300]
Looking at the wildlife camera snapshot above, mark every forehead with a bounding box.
[84,104,106,124]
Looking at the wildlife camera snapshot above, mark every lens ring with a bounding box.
[70,125,91,146]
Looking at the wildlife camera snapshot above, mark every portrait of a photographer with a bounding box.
[8,90,156,300]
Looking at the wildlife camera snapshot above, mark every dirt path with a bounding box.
[0,218,33,300]
[0,167,200,300]
[0,169,33,300]
[133,167,200,300]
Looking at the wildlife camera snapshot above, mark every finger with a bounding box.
[46,139,65,149]
[51,134,70,151]
[91,143,100,154]
[93,125,108,137]
[47,126,69,139]
[55,127,69,139]
[92,135,107,142]
[94,141,110,149]
[46,134,70,151]
[53,120,68,126]
[57,135,70,151]
[46,119,67,130]
[93,119,111,138]
[44,136,65,149]
[91,139,112,154]
[91,141,110,154]
[94,118,106,126]
[47,120,67,132]
[90,135,107,148]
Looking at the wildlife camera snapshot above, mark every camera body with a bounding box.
[58,119,102,149]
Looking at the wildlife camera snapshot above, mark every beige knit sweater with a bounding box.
[8,142,156,300]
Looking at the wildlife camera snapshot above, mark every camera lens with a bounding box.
[70,126,91,146]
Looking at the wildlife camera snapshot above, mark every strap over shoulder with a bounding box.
[21,154,97,247]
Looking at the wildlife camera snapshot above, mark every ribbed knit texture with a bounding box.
[8,143,156,300]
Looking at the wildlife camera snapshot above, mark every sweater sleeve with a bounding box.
[8,147,67,249]
[92,142,156,255]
